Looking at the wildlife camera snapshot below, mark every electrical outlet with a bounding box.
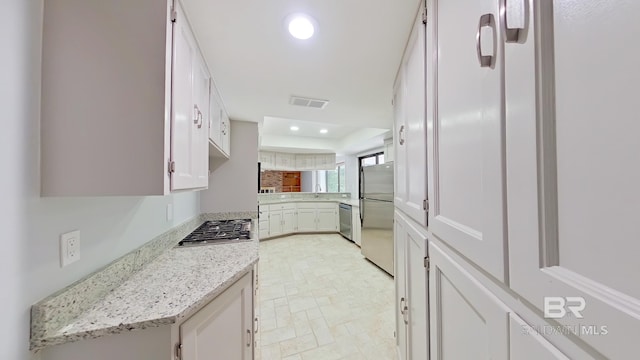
[60,230,80,267]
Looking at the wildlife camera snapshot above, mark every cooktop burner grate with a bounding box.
[178,219,252,246]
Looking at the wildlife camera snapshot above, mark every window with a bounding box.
[359,152,384,167]
[326,163,346,193]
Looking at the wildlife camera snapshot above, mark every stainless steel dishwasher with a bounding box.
[339,203,352,241]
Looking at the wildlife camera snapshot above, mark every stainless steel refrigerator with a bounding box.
[360,162,394,275]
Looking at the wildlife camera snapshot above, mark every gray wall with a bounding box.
[301,171,314,192]
[2,2,200,358]
[201,121,259,213]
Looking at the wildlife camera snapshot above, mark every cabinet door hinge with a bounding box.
[424,256,430,270]
[422,1,428,24]
[171,7,178,22]
[168,161,176,174]
[423,199,429,211]
[175,343,182,360]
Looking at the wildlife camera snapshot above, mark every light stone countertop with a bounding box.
[30,214,259,350]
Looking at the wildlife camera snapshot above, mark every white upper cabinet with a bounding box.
[259,151,276,170]
[394,8,428,227]
[427,0,507,282]
[275,153,295,170]
[40,0,211,195]
[171,3,209,191]
[259,152,336,171]
[209,81,231,159]
[295,154,316,171]
[208,82,231,159]
[504,1,640,358]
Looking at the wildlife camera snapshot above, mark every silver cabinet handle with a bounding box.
[254,317,259,333]
[399,125,405,145]
[504,0,528,43]
[400,297,409,325]
[476,14,496,68]
[193,105,203,128]
[246,329,252,347]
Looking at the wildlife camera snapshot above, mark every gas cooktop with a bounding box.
[178,219,252,246]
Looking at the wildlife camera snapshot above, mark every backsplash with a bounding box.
[258,192,351,202]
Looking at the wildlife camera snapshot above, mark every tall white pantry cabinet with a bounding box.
[396,0,640,359]
[40,0,219,196]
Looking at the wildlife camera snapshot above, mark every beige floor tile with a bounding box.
[279,333,318,357]
[259,234,397,360]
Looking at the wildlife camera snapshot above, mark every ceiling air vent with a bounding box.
[290,96,329,109]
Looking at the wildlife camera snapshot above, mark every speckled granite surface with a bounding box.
[30,211,259,351]
[202,210,258,221]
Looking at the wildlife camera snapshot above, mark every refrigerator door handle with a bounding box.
[359,166,365,225]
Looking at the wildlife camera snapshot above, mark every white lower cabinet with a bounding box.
[264,203,296,238]
[258,208,269,239]
[316,207,338,232]
[42,271,255,360]
[394,210,428,360]
[297,203,338,232]
[181,272,254,360]
[296,208,317,233]
[259,202,339,239]
[429,240,509,360]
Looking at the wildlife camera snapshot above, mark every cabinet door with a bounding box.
[259,207,269,239]
[209,87,222,147]
[282,209,296,234]
[170,2,198,191]
[275,153,294,170]
[429,240,509,360]
[259,152,275,170]
[295,154,314,171]
[509,314,569,360]
[395,9,428,227]
[394,212,408,360]
[268,210,283,237]
[316,208,337,232]
[192,51,210,188]
[427,0,507,282]
[504,2,640,358]
[181,273,254,360]
[405,217,428,360]
[221,110,231,156]
[296,209,317,232]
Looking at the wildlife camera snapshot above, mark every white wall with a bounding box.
[301,171,314,192]
[201,121,259,213]
[2,2,201,358]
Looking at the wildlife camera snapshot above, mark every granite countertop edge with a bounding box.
[30,258,257,350]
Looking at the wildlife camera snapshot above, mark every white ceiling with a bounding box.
[262,116,358,139]
[182,0,420,152]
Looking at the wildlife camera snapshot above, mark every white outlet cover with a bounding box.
[60,230,80,267]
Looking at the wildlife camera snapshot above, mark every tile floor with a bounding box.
[256,233,398,360]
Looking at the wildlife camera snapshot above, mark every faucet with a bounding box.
[314,183,321,197]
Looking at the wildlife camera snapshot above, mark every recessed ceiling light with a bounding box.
[287,14,315,40]
[320,129,328,134]
[290,126,299,131]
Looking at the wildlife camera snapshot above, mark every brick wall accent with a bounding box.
[261,171,283,192]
